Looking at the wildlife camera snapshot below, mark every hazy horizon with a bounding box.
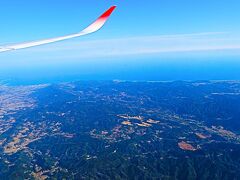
[1,0,240,85]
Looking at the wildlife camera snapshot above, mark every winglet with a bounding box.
[99,5,117,19]
[81,6,117,34]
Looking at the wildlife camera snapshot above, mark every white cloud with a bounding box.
[9,32,240,59]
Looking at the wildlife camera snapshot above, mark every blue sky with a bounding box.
[0,0,240,84]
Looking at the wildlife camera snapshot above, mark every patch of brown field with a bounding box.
[121,121,132,126]
[136,122,152,127]
[147,119,160,124]
[178,141,197,151]
[32,171,48,180]
[218,129,236,137]
[195,133,208,139]
[118,115,143,121]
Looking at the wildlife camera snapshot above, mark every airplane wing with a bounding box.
[0,6,116,53]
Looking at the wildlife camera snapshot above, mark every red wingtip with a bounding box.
[99,6,117,19]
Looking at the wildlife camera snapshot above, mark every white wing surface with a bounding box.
[0,6,116,53]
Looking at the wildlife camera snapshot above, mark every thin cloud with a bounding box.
[12,32,240,59]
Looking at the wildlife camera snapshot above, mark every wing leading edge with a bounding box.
[0,6,116,53]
